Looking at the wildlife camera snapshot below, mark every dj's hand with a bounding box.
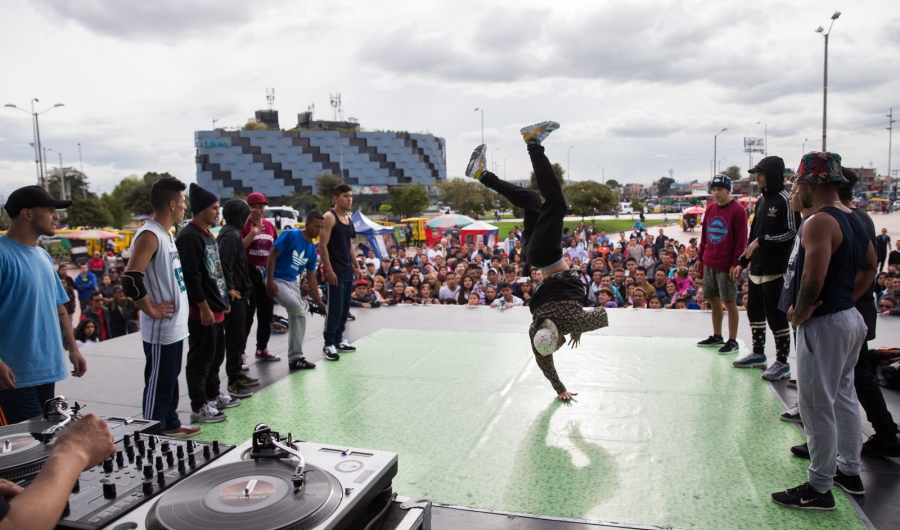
[0,478,23,498]
[0,362,16,390]
[53,413,116,471]
[558,391,578,401]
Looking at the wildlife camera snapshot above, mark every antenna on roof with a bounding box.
[330,93,342,121]
[307,103,315,121]
[266,88,275,111]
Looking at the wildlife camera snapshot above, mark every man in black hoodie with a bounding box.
[175,184,234,424]
[733,156,800,380]
[218,199,259,399]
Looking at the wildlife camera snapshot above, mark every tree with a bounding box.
[242,120,268,131]
[562,181,617,218]
[528,163,566,198]
[285,190,317,215]
[605,179,620,188]
[631,195,645,214]
[47,168,94,200]
[656,177,675,197]
[314,173,345,212]
[378,204,393,216]
[101,192,128,228]
[438,179,489,218]
[388,184,429,218]
[67,196,112,228]
[722,165,742,181]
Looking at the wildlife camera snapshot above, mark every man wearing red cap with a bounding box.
[241,192,280,363]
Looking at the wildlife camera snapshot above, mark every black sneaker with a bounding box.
[771,482,835,510]
[717,339,740,355]
[336,340,356,352]
[861,432,900,457]
[833,469,865,495]
[347,312,356,321]
[787,379,797,389]
[790,443,810,459]
[780,402,801,423]
[236,375,259,387]
[323,345,340,361]
[289,357,316,370]
[697,335,724,347]
[307,301,326,317]
[227,382,253,399]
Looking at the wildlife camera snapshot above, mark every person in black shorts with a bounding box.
[466,122,608,401]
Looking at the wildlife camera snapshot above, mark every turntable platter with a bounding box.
[146,459,342,530]
[0,422,53,480]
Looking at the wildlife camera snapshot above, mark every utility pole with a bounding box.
[567,146,574,183]
[888,108,895,180]
[714,128,727,175]
[78,143,84,173]
[212,118,218,130]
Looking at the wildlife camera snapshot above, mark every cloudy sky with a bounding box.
[1,0,899,202]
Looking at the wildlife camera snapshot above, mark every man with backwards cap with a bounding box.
[0,186,86,423]
[466,121,608,401]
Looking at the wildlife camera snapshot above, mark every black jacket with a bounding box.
[740,156,800,276]
[175,221,229,313]
[219,200,252,297]
[108,298,134,338]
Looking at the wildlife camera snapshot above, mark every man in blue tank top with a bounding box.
[771,152,877,511]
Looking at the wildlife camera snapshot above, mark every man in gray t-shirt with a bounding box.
[438,272,460,301]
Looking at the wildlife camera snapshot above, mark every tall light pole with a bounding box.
[802,138,808,156]
[756,121,767,156]
[47,148,65,200]
[212,118,218,130]
[491,148,500,173]
[816,11,841,151]
[567,146,574,183]
[719,158,727,173]
[714,128,727,175]
[4,100,64,189]
[77,143,84,173]
[474,108,484,145]
[599,166,605,185]
[888,108,895,181]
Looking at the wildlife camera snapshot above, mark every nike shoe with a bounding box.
[733,352,766,368]
[762,361,791,380]
[162,426,202,439]
[780,402,801,423]
[833,470,865,496]
[227,382,253,399]
[520,121,560,145]
[717,339,740,355]
[771,482,835,510]
[790,443,810,459]
[213,391,241,409]
[786,379,797,389]
[336,340,356,352]
[323,345,340,361]
[307,300,327,316]
[255,349,281,362]
[289,357,317,370]
[465,144,488,180]
[697,335,724,347]
[190,403,227,424]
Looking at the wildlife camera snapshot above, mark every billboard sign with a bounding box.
[743,137,765,153]
[350,185,388,195]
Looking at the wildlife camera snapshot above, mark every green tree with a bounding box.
[438,179,489,218]
[656,177,675,197]
[242,120,268,131]
[722,165,742,181]
[605,179,620,188]
[67,196,112,228]
[528,163,566,197]
[314,173,345,212]
[378,204,393,216]
[47,168,94,200]
[631,195,645,214]
[562,181,617,218]
[285,190,317,215]
[100,192,128,228]
[388,184,429,218]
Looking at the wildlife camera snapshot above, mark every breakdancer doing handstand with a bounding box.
[466,122,609,401]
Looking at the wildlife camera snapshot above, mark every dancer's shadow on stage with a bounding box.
[502,399,619,519]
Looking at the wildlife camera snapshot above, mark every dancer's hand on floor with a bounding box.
[558,391,578,401]
[568,333,581,348]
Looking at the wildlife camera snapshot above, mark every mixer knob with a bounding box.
[116,450,124,467]
[62,500,71,517]
[156,473,166,486]
[125,445,135,461]
[102,458,114,474]
[203,446,211,459]
[177,458,186,474]
[148,436,156,451]
[123,434,132,447]
[188,453,196,468]
[71,479,80,494]
[136,439,145,454]
[103,482,117,499]
[143,465,153,479]
[166,452,175,466]
[176,445,184,459]
[161,441,170,453]
[155,456,164,471]
[212,440,220,452]
[135,455,143,470]
[134,432,141,441]
[142,480,154,495]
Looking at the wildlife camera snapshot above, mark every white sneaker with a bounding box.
[213,391,241,409]
[190,403,227,423]
[241,354,249,370]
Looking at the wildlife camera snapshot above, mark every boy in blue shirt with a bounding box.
[265,212,327,370]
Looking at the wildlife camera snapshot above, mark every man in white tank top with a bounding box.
[123,177,197,438]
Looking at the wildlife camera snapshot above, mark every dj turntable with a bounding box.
[0,396,158,483]
[109,424,399,530]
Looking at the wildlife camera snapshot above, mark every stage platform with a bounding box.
[57,306,900,530]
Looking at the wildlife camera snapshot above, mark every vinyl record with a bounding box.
[0,421,55,480]
[146,459,342,530]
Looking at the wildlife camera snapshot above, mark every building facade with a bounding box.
[195,129,446,199]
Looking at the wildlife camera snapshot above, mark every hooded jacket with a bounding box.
[739,156,800,276]
[218,199,252,297]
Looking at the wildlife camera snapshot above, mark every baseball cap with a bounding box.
[389,266,404,274]
[354,279,368,287]
[531,318,560,356]
[4,185,72,218]
[247,192,268,205]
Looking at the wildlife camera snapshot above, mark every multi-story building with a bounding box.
[196,112,446,200]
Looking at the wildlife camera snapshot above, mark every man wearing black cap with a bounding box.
[693,174,748,355]
[0,186,86,423]
[175,184,234,424]
[732,157,800,379]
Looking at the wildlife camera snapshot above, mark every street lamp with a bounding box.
[212,118,218,130]
[567,146,574,183]
[816,11,841,151]
[756,121,767,156]
[4,100,64,190]
[599,166,605,185]
[474,108,484,145]
[47,148,65,200]
[714,128,727,176]
[802,138,808,156]
[718,158,727,173]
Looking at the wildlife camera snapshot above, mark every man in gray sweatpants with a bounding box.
[265,212,327,370]
[771,152,877,511]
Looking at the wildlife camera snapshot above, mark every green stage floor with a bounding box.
[196,331,866,530]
